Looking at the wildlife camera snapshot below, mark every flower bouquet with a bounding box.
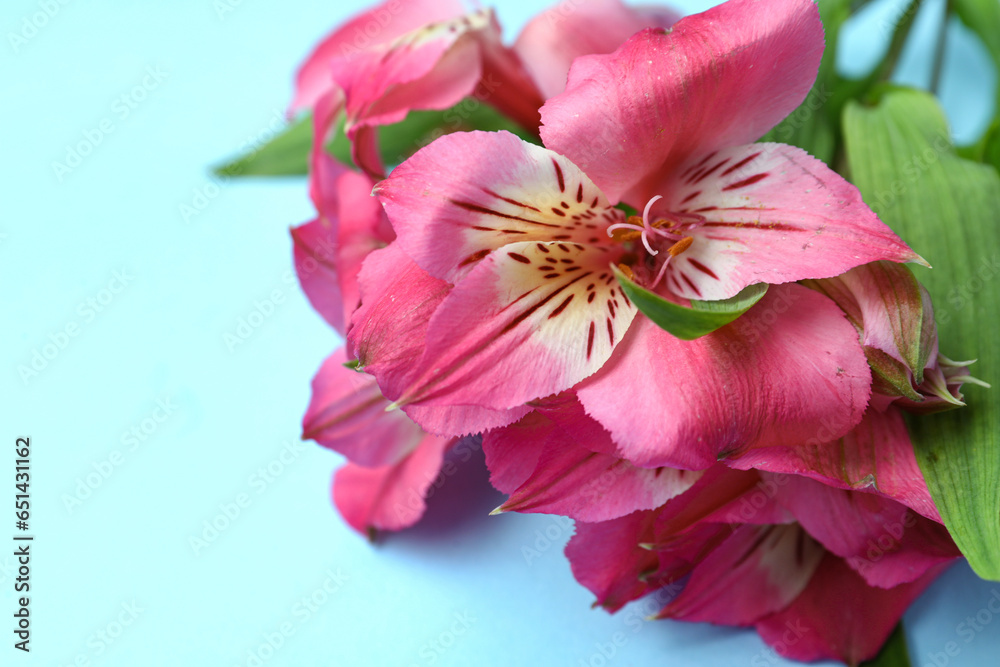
[216,0,1000,663]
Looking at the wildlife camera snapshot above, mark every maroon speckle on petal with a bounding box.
[680,273,702,296]
[548,294,574,318]
[481,187,542,212]
[553,159,565,192]
[508,252,531,264]
[450,199,561,228]
[688,258,720,280]
[722,173,769,191]
[691,157,731,184]
[721,152,762,177]
[586,322,596,359]
[459,249,490,267]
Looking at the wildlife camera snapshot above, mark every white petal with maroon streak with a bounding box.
[396,241,638,410]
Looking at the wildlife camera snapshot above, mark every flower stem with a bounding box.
[930,0,952,95]
[877,0,924,83]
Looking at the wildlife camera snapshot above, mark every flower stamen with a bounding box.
[650,236,693,289]
[606,195,664,255]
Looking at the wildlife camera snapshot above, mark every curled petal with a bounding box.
[289,0,465,115]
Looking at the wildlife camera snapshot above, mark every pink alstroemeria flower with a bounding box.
[566,464,960,665]
[293,0,680,178]
[364,0,922,438]
[293,0,544,178]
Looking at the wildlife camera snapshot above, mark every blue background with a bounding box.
[3,0,999,665]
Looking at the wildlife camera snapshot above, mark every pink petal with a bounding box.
[657,524,824,625]
[540,0,823,204]
[775,476,959,588]
[754,553,949,665]
[375,130,622,283]
[295,160,393,335]
[514,0,679,99]
[330,13,484,176]
[348,244,451,381]
[388,240,637,411]
[331,10,544,178]
[309,90,345,208]
[472,14,546,133]
[302,348,423,468]
[335,171,395,323]
[289,0,465,115]
[565,510,665,611]
[649,466,794,539]
[403,402,530,438]
[808,262,930,372]
[292,218,345,333]
[348,244,530,434]
[658,144,922,301]
[578,284,871,469]
[567,466,788,612]
[729,407,943,522]
[487,395,701,521]
[332,433,453,535]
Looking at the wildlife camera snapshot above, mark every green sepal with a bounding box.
[613,266,768,340]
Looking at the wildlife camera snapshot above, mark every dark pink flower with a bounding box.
[361,0,921,434]
[565,463,959,665]
[291,0,544,177]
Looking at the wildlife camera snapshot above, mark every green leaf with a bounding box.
[861,623,911,667]
[981,120,1000,173]
[843,87,1000,580]
[213,99,540,178]
[214,115,312,177]
[613,266,768,340]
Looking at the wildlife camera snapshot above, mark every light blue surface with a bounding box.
[2,0,998,665]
